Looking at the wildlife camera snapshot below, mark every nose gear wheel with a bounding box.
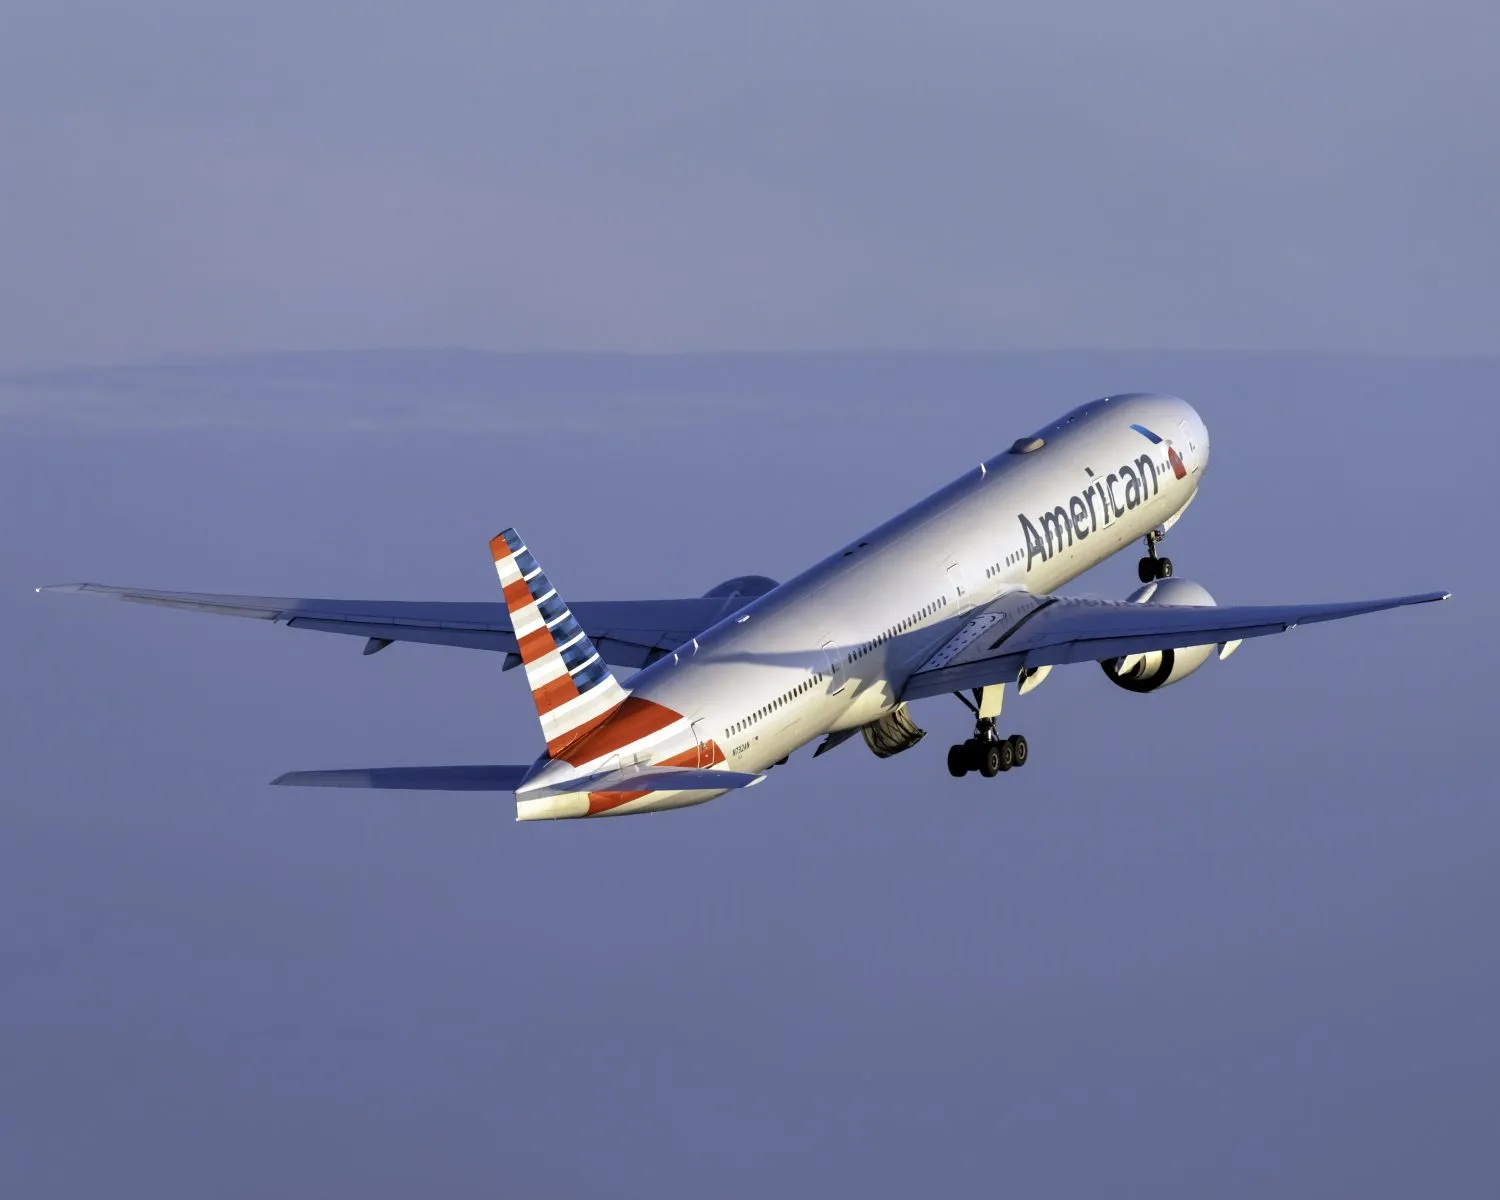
[1138,528,1174,583]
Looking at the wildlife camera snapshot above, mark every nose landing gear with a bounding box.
[1138,528,1173,583]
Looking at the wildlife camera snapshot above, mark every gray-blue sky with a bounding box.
[5,4,1499,1192]
[2,351,1496,1196]
[4,1,1498,366]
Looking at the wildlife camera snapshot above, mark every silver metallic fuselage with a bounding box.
[520,393,1208,811]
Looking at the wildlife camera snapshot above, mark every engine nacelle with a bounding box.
[860,703,926,758]
[1100,577,1219,693]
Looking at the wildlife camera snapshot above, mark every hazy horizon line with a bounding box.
[6,343,1500,380]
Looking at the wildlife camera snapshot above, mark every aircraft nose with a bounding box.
[1193,410,1211,473]
[1175,399,1209,475]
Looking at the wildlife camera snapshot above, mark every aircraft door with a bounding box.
[947,563,968,604]
[821,640,846,694]
[1178,419,1200,474]
[691,719,715,768]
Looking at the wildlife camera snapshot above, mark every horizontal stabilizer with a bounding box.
[272,765,530,791]
[519,764,764,800]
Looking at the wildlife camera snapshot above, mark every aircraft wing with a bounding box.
[37,583,746,669]
[901,587,1451,701]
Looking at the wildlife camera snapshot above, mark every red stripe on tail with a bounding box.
[502,579,533,611]
[517,625,556,663]
[533,673,581,715]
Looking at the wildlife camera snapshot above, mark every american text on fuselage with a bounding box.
[1019,449,1161,570]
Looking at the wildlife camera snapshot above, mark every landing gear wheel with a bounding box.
[978,742,1000,777]
[1140,529,1173,583]
[966,739,986,773]
[948,715,1024,781]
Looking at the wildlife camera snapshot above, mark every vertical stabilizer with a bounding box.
[491,528,628,756]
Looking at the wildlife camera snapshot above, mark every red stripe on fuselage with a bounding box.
[553,695,683,765]
[586,789,649,814]
[545,705,617,757]
[655,743,726,768]
[583,741,728,815]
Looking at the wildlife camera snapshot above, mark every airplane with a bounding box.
[41,393,1449,820]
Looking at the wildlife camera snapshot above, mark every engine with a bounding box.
[1099,578,1228,693]
[861,703,927,758]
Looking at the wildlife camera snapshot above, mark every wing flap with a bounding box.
[284,616,514,652]
[903,589,1450,700]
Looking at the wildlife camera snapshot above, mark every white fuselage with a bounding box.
[518,393,1209,814]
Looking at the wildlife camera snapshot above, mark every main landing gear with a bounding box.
[947,722,1029,778]
[947,686,1030,779]
[1138,528,1173,584]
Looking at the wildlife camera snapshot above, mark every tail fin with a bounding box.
[491,528,628,757]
